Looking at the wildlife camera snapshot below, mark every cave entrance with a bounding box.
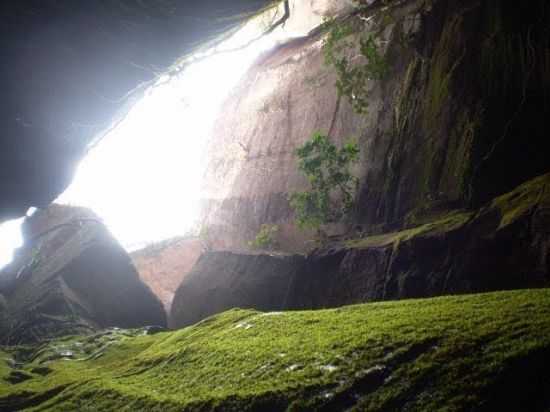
[0,2,297,267]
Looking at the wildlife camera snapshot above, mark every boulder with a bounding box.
[171,173,550,328]
[170,252,305,328]
[0,205,166,344]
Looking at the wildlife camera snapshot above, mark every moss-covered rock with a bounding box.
[2,289,550,410]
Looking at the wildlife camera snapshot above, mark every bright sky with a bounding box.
[0,3,297,266]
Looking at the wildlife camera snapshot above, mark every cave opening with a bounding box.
[0,3,296,267]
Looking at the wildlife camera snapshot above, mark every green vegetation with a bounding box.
[248,224,279,250]
[347,210,472,249]
[322,18,388,114]
[422,13,464,131]
[289,133,359,230]
[289,13,390,232]
[348,172,550,249]
[1,290,550,410]
[490,171,550,229]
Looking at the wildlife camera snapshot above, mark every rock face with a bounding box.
[169,252,305,328]
[0,205,166,344]
[201,26,366,252]
[171,173,550,328]
[199,1,363,253]
[200,0,550,251]
[175,0,550,327]
[131,237,203,311]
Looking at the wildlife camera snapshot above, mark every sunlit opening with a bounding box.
[0,4,301,266]
[0,208,37,267]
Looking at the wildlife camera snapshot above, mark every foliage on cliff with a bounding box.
[289,133,359,230]
[322,10,388,115]
[2,289,550,411]
[248,224,280,250]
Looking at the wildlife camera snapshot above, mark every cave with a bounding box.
[1,1,550,410]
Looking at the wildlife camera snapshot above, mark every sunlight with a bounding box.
[0,207,37,268]
[56,5,293,250]
[0,3,299,264]
[0,218,24,268]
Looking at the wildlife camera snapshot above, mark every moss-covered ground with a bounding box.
[1,289,550,411]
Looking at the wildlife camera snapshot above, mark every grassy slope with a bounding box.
[1,289,550,411]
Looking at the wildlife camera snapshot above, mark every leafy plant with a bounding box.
[289,133,359,230]
[323,19,389,114]
[248,224,279,250]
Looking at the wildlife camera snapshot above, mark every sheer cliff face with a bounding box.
[201,1,363,252]
[201,0,550,251]
[201,33,369,252]
[200,0,415,251]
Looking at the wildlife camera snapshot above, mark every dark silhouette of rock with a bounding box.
[169,252,304,328]
[0,205,166,344]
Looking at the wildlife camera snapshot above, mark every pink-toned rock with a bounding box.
[200,32,367,253]
[131,237,203,311]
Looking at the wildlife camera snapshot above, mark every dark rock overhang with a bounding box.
[0,0,279,223]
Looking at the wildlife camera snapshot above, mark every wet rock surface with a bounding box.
[0,205,166,345]
[172,173,550,328]
[200,0,550,252]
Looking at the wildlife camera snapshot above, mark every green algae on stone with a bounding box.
[349,172,550,250]
[346,210,472,249]
[1,289,550,410]
[489,172,550,230]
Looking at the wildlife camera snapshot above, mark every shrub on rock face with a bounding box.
[248,224,279,250]
[289,132,359,231]
[322,15,388,115]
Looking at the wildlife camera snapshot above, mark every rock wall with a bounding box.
[171,173,550,328]
[200,1,367,253]
[0,205,166,344]
[201,31,366,252]
[131,237,203,311]
[169,252,304,328]
[200,0,550,251]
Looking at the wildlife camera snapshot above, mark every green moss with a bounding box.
[352,172,550,251]
[347,210,471,249]
[0,349,12,384]
[1,290,550,410]
[490,172,550,229]
[423,13,464,132]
